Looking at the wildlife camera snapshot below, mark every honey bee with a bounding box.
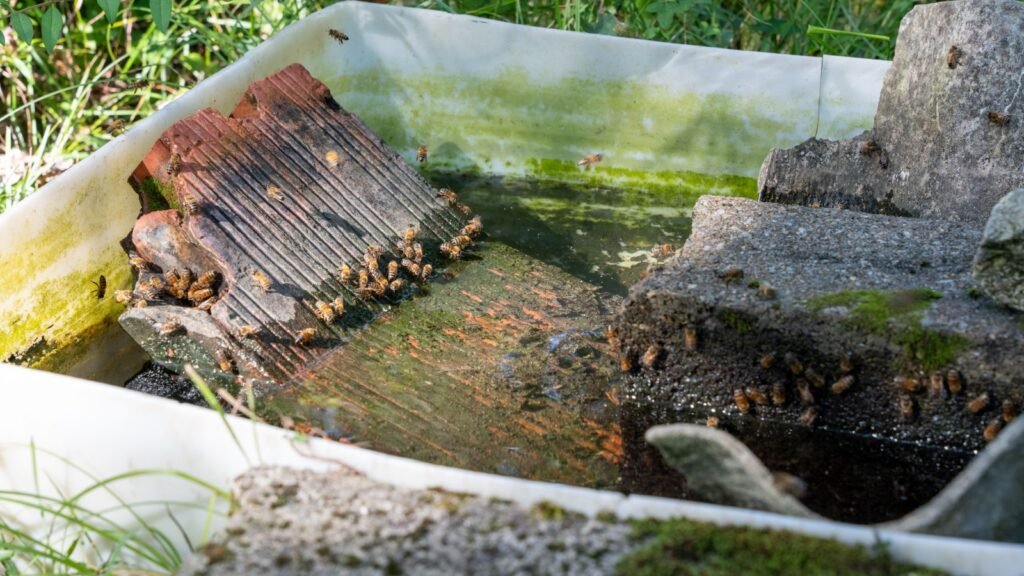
[420,263,433,280]
[331,297,345,315]
[440,242,462,260]
[294,328,316,345]
[640,344,661,369]
[314,300,336,324]
[252,270,272,292]
[706,416,719,428]
[437,188,458,206]
[237,325,259,339]
[357,268,369,289]
[129,253,148,272]
[651,243,674,259]
[402,258,421,277]
[771,382,786,406]
[374,277,389,296]
[413,242,424,262]
[984,417,1003,443]
[91,275,107,299]
[114,289,134,304]
[988,111,1010,125]
[759,352,776,369]
[757,283,777,300]
[619,353,634,373]
[215,349,235,373]
[416,145,428,163]
[451,235,471,249]
[388,278,406,293]
[139,277,165,300]
[462,216,483,237]
[745,387,768,406]
[798,406,817,427]
[796,379,814,406]
[683,326,698,352]
[339,264,353,284]
[946,45,961,69]
[1002,400,1016,423]
[194,270,219,289]
[577,153,602,169]
[134,299,148,308]
[899,394,915,421]
[783,353,803,376]
[929,371,946,398]
[718,266,744,283]
[839,352,853,374]
[733,389,750,415]
[325,150,340,167]
[967,392,991,414]
[859,139,880,156]
[387,260,399,281]
[946,369,962,395]
[181,192,200,215]
[168,153,182,176]
[804,367,824,388]
[188,286,214,303]
[894,375,922,393]
[196,297,216,312]
[403,226,417,244]
[267,185,284,201]
[367,259,383,281]
[159,319,183,337]
[458,204,472,216]
[328,28,349,44]
[772,472,807,499]
[831,375,854,395]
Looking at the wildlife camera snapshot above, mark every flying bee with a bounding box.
[946,45,961,69]
[640,344,661,369]
[325,150,340,167]
[294,328,316,345]
[196,297,216,312]
[899,394,915,421]
[194,270,219,289]
[798,406,817,427]
[114,289,134,304]
[215,349,235,373]
[188,287,214,303]
[839,352,853,374]
[128,253,148,272]
[331,297,345,315]
[416,145,428,163]
[577,153,602,169]
[388,278,406,293]
[159,319,183,337]
[91,275,107,299]
[771,382,786,406]
[237,325,259,339]
[718,266,744,283]
[357,268,369,289]
[733,389,750,415]
[831,375,854,395]
[744,387,768,406]
[967,392,991,414]
[988,111,1010,125]
[437,188,458,206]
[402,258,421,277]
[181,192,200,215]
[759,352,776,369]
[757,283,777,300]
[706,416,720,428]
[387,260,399,281]
[946,369,962,395]
[314,300,336,324]
[413,242,424,262]
[804,367,824,388]
[796,378,815,406]
[328,28,349,44]
[929,371,946,398]
[420,263,433,280]
[1002,400,1017,423]
[403,226,417,244]
[440,242,462,260]
[894,375,923,393]
[783,353,803,376]
[984,417,1003,443]
[683,326,698,352]
[252,270,272,292]
[267,185,284,201]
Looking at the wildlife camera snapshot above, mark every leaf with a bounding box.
[41,6,64,54]
[11,12,34,43]
[150,0,172,31]
[97,0,120,23]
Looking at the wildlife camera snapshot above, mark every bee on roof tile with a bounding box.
[252,270,272,292]
[295,328,316,345]
[314,300,336,324]
[718,266,743,283]
[946,369,962,395]
[403,226,416,244]
[237,325,259,339]
[267,185,284,201]
[440,242,461,260]
[339,264,353,284]
[387,260,399,281]
[325,150,340,167]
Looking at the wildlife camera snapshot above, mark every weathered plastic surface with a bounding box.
[0,2,888,376]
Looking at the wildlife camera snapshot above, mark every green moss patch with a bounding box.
[617,518,945,576]
[138,177,176,212]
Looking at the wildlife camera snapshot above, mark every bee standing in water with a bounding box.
[839,352,853,374]
[899,394,915,422]
[92,275,107,299]
[733,389,750,415]
[831,375,854,396]
[984,417,1003,443]
[796,379,815,406]
[771,382,786,406]
[294,328,316,346]
[706,416,720,428]
[804,367,824,388]
[413,242,424,262]
[416,145,428,163]
[947,369,962,395]
[783,352,803,376]
[577,153,602,169]
[683,326,698,352]
[328,29,349,44]
[252,270,272,292]
[929,371,946,398]
[967,392,991,414]
[389,278,406,293]
[744,387,768,406]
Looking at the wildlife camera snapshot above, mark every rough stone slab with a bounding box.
[177,466,633,576]
[973,188,1024,311]
[617,196,1023,455]
[759,0,1024,225]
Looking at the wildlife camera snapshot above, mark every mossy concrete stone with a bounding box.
[616,196,1023,453]
[973,188,1024,312]
[759,0,1024,225]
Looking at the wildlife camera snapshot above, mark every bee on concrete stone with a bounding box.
[237,324,259,339]
[194,270,219,289]
[894,375,923,393]
[947,369,962,395]
[771,382,786,406]
[577,153,602,169]
[181,192,200,215]
[759,352,776,369]
[403,226,417,245]
[389,278,406,293]
[437,188,458,206]
[783,353,803,376]
[641,344,661,369]
[420,263,433,281]
[252,270,272,292]
[331,297,345,316]
[314,300,336,324]
[984,417,1003,443]
[758,283,777,300]
[683,326,698,352]
[129,253,149,272]
[798,406,817,427]
[929,371,947,398]
[91,275,107,299]
[1002,399,1016,423]
[440,242,462,260]
[387,260,399,281]
[416,145,428,163]
[139,277,165,300]
[413,242,424,262]
[159,319,184,337]
[267,185,284,201]
[188,287,214,304]
[215,349,235,373]
[967,392,991,414]
[745,387,768,406]
[339,264,353,284]
[804,367,824,388]
[899,394,915,422]
[294,328,316,345]
[718,266,744,283]
[839,352,853,374]
[706,416,719,428]
[831,375,854,396]
[988,111,1010,125]
[357,268,369,289]
[946,45,961,69]
[325,150,340,167]
[402,258,421,278]
[328,28,349,44]
[114,289,134,305]
[733,389,751,415]
[796,378,815,406]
